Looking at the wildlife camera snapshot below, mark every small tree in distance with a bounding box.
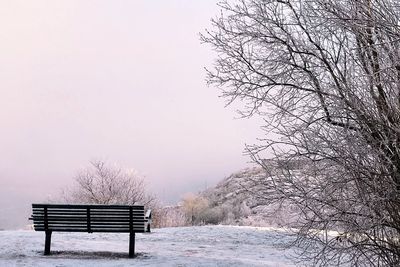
[62,160,159,222]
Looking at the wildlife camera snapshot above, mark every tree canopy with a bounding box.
[203,0,400,265]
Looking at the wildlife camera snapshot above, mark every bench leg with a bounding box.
[129,232,135,258]
[44,230,52,255]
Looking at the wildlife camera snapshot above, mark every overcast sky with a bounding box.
[0,0,261,229]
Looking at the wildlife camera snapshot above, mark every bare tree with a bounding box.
[63,160,158,212]
[202,0,400,266]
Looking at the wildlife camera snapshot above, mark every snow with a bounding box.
[0,225,298,266]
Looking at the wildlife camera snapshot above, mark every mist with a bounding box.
[0,0,260,229]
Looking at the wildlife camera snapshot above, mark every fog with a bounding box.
[0,0,260,229]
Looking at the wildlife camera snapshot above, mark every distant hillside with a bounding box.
[201,165,300,227]
[160,162,303,227]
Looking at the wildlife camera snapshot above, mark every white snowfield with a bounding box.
[0,225,298,267]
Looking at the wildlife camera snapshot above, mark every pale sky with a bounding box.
[0,0,261,229]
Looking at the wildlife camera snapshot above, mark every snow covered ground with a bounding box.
[0,225,299,266]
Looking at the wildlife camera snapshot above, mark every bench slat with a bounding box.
[32,204,144,210]
[32,217,146,222]
[32,214,144,218]
[31,214,144,218]
[34,222,144,226]
[33,227,145,233]
[33,213,144,216]
[33,222,145,227]
[35,224,144,230]
[33,208,144,212]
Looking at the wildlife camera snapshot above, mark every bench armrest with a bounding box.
[145,209,152,232]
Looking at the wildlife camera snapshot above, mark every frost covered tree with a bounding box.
[63,160,157,208]
[202,0,400,266]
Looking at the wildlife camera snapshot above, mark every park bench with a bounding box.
[29,203,152,258]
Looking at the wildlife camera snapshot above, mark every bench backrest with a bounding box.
[30,204,146,233]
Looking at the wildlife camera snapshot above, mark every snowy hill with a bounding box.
[202,166,299,227]
[0,226,298,266]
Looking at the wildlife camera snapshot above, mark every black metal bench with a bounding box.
[29,203,152,258]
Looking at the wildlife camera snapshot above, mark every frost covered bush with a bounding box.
[157,205,187,228]
[181,191,256,226]
[182,193,209,225]
[199,206,225,224]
